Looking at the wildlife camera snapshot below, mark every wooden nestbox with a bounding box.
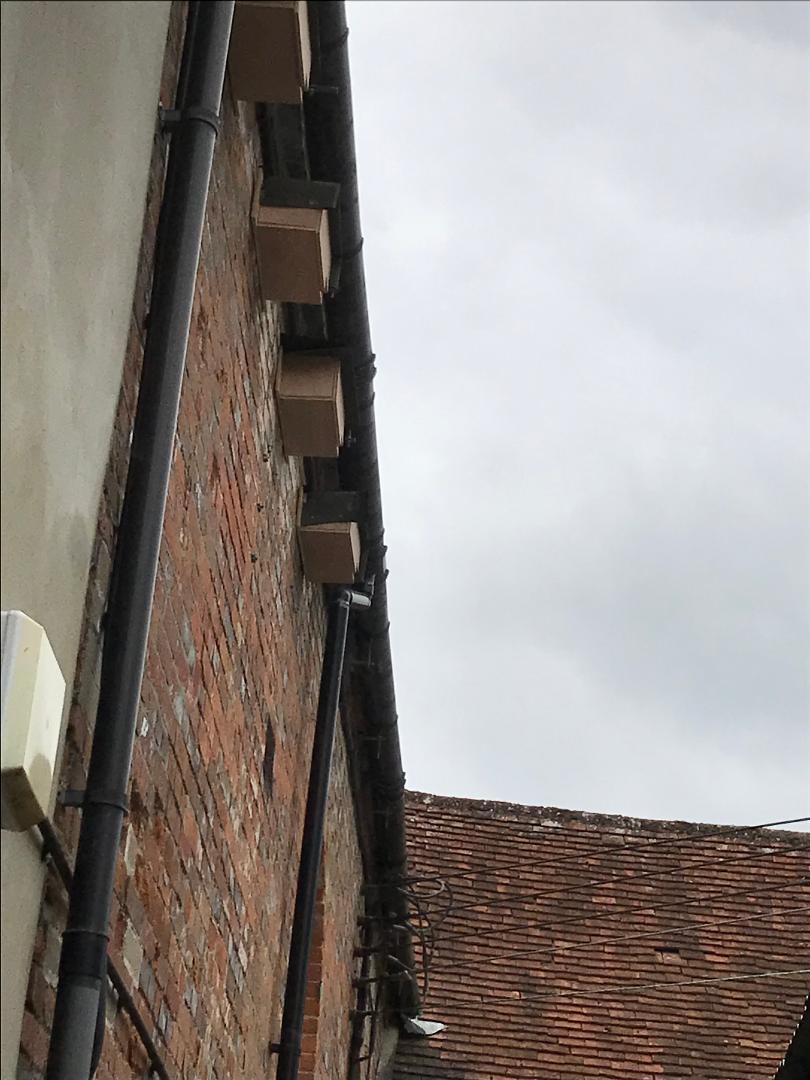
[228,1,311,104]
[276,352,345,458]
[297,492,361,584]
[253,177,338,305]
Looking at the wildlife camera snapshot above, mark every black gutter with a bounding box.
[304,0,418,1017]
[274,587,371,1080]
[45,5,234,1077]
[37,820,170,1080]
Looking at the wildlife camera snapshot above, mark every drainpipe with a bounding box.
[275,587,371,1080]
[45,5,234,1078]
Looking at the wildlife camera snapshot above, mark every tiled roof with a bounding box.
[394,792,810,1079]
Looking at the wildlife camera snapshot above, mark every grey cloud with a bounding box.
[348,1,810,825]
[670,0,810,48]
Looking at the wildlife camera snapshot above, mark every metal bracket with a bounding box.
[325,258,342,295]
[159,105,221,137]
[348,590,373,612]
[353,971,409,988]
[59,788,129,813]
[304,84,340,98]
[59,789,85,809]
[259,175,340,210]
[300,490,362,527]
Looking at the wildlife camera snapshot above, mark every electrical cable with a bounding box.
[391,922,433,998]
[496,967,810,1004]
[402,815,810,888]
[433,844,810,919]
[444,903,810,972]
[396,899,438,979]
[401,879,448,901]
[384,954,425,999]
[395,891,439,999]
[438,873,809,946]
[400,879,455,936]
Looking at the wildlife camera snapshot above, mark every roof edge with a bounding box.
[405,790,810,843]
[305,0,417,1016]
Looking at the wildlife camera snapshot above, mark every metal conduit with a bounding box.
[274,588,371,1080]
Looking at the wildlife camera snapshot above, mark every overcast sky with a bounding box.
[346,0,810,827]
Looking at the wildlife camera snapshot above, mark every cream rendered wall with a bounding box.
[0,4,171,1075]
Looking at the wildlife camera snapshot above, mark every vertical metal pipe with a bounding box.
[275,589,367,1080]
[45,5,233,1077]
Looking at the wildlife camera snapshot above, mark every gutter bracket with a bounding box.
[304,84,340,98]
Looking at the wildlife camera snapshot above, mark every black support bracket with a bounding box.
[301,490,363,527]
[159,105,221,137]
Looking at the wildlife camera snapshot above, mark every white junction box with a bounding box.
[1,611,66,831]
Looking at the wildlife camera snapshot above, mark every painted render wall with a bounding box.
[0,4,171,1075]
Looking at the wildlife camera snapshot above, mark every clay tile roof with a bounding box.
[394,791,810,1079]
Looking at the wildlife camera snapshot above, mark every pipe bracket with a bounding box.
[84,789,130,814]
[59,927,110,979]
[160,105,221,137]
[59,784,129,812]
[58,788,85,809]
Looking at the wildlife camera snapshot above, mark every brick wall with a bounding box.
[298,877,325,1080]
[19,5,374,1078]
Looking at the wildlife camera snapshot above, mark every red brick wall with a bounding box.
[19,5,372,1078]
[299,875,324,1079]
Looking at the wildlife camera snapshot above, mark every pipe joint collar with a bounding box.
[59,928,109,981]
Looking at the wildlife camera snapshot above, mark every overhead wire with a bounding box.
[391,886,442,999]
[391,924,433,998]
[437,872,810,946]
[444,903,810,972]
[495,967,810,1003]
[402,818,809,1018]
[401,818,809,1003]
[402,815,810,887]
[439,841,810,918]
[404,878,455,932]
[395,889,438,952]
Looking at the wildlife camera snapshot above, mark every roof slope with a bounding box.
[394,792,810,1080]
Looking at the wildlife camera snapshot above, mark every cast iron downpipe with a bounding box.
[45,5,233,1078]
[38,820,170,1080]
[275,588,371,1080]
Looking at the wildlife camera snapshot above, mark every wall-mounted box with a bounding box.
[254,199,331,305]
[297,492,361,584]
[1,611,66,831]
[277,352,345,457]
[253,176,339,306]
[229,1,312,104]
